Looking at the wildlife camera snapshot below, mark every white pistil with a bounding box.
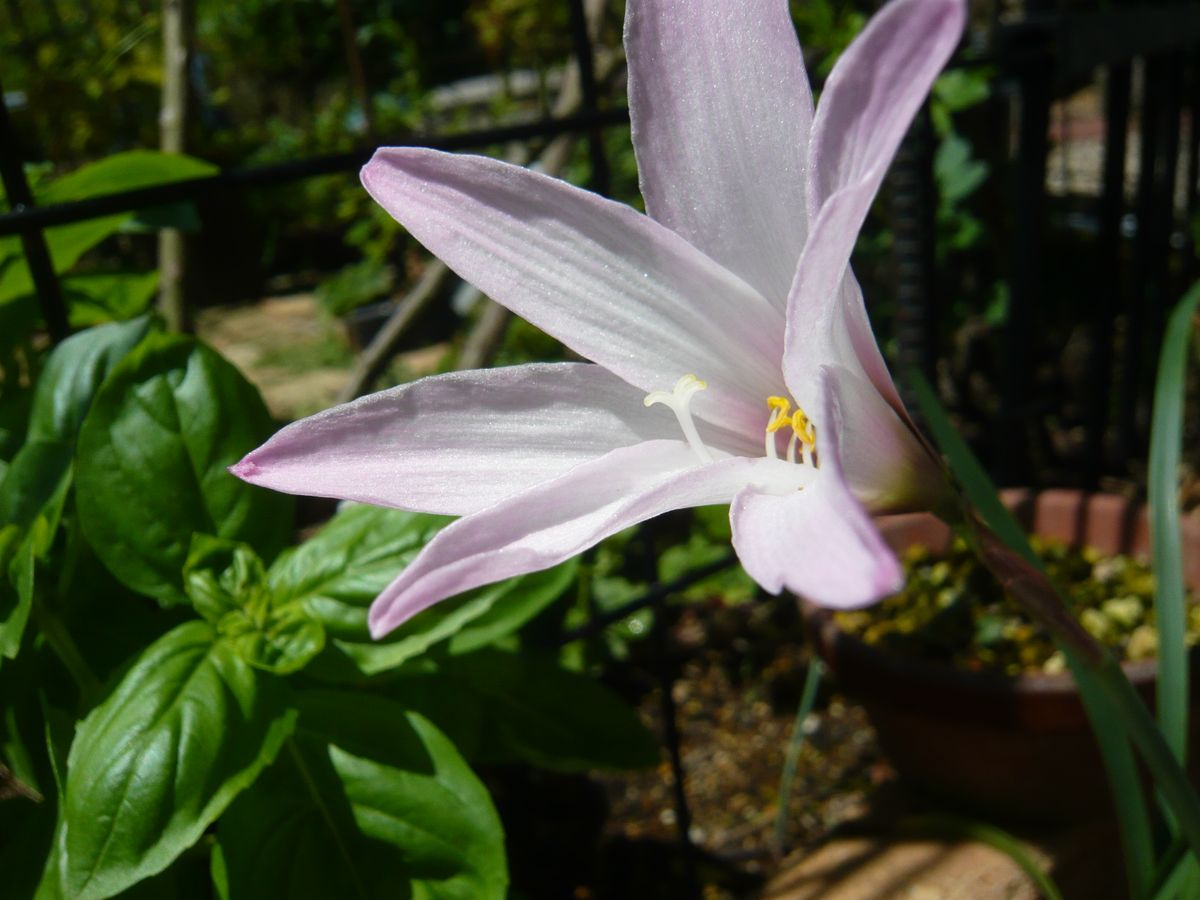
[644,374,714,464]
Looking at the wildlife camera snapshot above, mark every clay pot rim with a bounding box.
[803,602,1162,696]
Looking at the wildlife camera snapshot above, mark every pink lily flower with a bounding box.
[232,0,964,638]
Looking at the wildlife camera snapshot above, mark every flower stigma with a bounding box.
[644,374,714,463]
[764,396,818,467]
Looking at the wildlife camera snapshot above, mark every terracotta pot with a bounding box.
[803,489,1200,823]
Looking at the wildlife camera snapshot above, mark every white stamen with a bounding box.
[764,409,781,460]
[787,430,798,465]
[644,374,714,464]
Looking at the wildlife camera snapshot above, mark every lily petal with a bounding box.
[362,148,783,436]
[368,440,811,636]
[807,0,964,222]
[231,363,692,516]
[785,257,905,420]
[731,369,903,607]
[822,364,945,514]
[785,0,962,407]
[626,0,812,309]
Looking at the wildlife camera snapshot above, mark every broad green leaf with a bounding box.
[268,505,449,638]
[0,317,151,529]
[0,152,217,307]
[27,315,153,445]
[396,649,659,772]
[57,621,296,900]
[75,333,293,604]
[217,693,507,900]
[62,271,159,328]
[184,536,325,675]
[273,504,574,675]
[442,560,576,656]
[38,152,214,208]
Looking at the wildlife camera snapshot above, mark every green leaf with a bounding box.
[29,315,153,445]
[0,316,152,529]
[398,649,659,772]
[56,621,296,900]
[443,561,576,656]
[268,505,448,638]
[1148,282,1200,765]
[222,602,326,676]
[0,524,35,660]
[62,271,159,328]
[217,693,507,900]
[0,440,72,530]
[75,333,293,604]
[933,68,991,113]
[934,133,989,207]
[38,152,216,208]
[273,504,574,676]
[183,534,266,623]
[0,152,217,308]
[185,536,325,675]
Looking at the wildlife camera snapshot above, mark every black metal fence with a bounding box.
[982,4,1200,486]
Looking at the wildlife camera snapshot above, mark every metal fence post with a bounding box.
[0,82,68,343]
[1001,35,1053,485]
[566,0,610,196]
[890,104,939,412]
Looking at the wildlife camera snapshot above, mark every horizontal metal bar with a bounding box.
[998,5,1200,82]
[555,553,738,646]
[0,107,630,237]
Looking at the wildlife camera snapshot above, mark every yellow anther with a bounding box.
[765,396,792,432]
[764,395,818,464]
[791,410,816,448]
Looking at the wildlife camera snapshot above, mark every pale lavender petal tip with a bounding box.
[228,457,260,480]
[367,601,396,640]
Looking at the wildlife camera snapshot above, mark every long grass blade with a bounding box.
[897,814,1064,900]
[1148,282,1200,766]
[773,657,823,856]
